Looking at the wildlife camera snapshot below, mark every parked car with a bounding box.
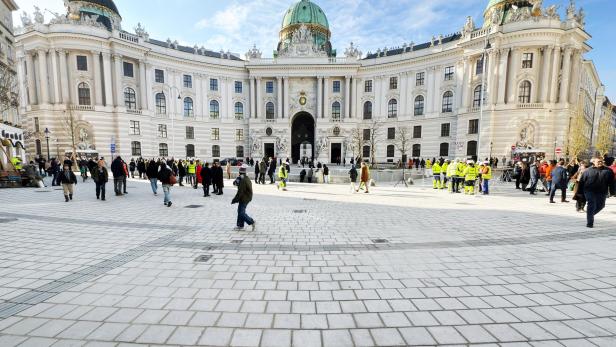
[219,158,243,166]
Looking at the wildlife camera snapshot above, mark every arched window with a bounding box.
[442,91,453,113]
[158,143,168,157]
[386,145,395,158]
[362,145,370,158]
[124,87,136,110]
[519,80,531,104]
[332,101,341,120]
[210,100,220,118]
[412,144,421,157]
[234,102,244,119]
[363,101,372,120]
[186,144,195,158]
[266,102,275,119]
[183,97,194,117]
[388,99,398,118]
[212,145,220,158]
[439,143,449,157]
[155,93,166,114]
[414,96,425,116]
[472,85,485,108]
[78,82,91,106]
[467,140,477,156]
[236,146,244,158]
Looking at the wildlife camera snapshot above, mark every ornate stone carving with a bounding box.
[134,23,149,40]
[344,42,362,59]
[278,24,327,58]
[33,6,44,24]
[20,12,32,27]
[462,16,475,36]
[544,5,560,20]
[530,0,543,16]
[245,44,262,60]
[516,121,536,148]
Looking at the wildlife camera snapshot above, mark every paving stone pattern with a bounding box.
[0,177,616,346]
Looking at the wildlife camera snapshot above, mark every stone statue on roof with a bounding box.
[20,11,32,27]
[33,6,44,24]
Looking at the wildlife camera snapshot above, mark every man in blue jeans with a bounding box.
[579,157,614,228]
[232,165,256,231]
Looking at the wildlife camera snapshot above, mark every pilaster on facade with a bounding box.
[559,46,573,105]
[317,76,323,119]
[91,51,104,106]
[276,76,282,119]
[283,76,289,119]
[25,52,37,105]
[50,50,61,105]
[540,46,553,103]
[344,76,350,119]
[36,49,50,105]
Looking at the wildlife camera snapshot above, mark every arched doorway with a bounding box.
[291,112,315,164]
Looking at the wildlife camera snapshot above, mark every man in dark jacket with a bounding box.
[58,164,77,202]
[178,160,186,186]
[579,157,615,228]
[215,162,224,195]
[110,156,126,196]
[232,165,255,231]
[267,159,276,184]
[528,161,540,195]
[92,160,109,201]
[549,159,569,203]
[200,162,212,197]
[157,163,173,207]
[146,159,160,195]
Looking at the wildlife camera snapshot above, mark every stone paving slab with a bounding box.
[0,177,615,346]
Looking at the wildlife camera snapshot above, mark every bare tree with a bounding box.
[61,107,79,170]
[0,64,19,116]
[349,126,363,163]
[367,119,382,168]
[395,126,411,163]
[595,105,614,156]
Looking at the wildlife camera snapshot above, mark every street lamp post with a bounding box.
[477,30,492,162]
[163,84,182,158]
[44,128,50,160]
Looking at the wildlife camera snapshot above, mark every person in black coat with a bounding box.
[146,159,160,195]
[201,162,212,197]
[579,157,615,228]
[110,156,126,196]
[215,162,224,195]
[267,159,276,184]
[137,158,146,179]
[92,161,109,201]
[178,160,186,186]
[58,164,77,202]
[254,161,260,184]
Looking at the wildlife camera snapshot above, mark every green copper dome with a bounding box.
[281,0,329,31]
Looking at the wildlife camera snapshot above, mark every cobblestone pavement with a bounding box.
[1,176,616,346]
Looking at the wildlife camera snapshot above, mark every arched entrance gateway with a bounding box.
[291,112,315,164]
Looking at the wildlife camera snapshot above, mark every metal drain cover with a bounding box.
[372,239,389,244]
[194,255,213,263]
[0,218,18,223]
[293,210,308,213]
[185,205,204,209]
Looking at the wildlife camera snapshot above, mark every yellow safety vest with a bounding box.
[188,164,196,174]
[432,163,441,174]
[482,166,492,180]
[464,166,478,181]
[426,160,432,169]
[11,157,22,170]
[442,163,449,176]
[456,163,465,177]
[446,163,456,177]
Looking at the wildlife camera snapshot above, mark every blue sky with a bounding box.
[15,0,616,99]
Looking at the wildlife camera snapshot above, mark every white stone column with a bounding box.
[549,47,561,104]
[249,77,255,119]
[37,49,49,105]
[91,51,103,106]
[317,76,323,119]
[460,58,470,109]
[283,76,289,119]
[58,50,69,104]
[432,67,442,113]
[487,50,498,105]
[25,52,37,104]
[399,73,407,116]
[102,53,113,107]
[323,77,329,119]
[344,76,351,119]
[277,76,282,119]
[425,70,434,114]
[139,60,147,110]
[507,48,520,104]
[540,46,553,103]
[256,78,262,119]
[354,77,361,118]
[568,50,582,105]
[559,47,572,104]
[497,48,509,105]
[112,54,123,107]
[145,63,154,111]
[50,50,60,104]
[17,57,27,109]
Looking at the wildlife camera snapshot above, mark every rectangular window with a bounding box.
[266,81,274,93]
[211,128,220,141]
[123,62,134,77]
[236,129,244,141]
[444,66,454,81]
[333,80,341,93]
[131,141,141,156]
[416,72,425,86]
[476,56,484,75]
[186,126,194,140]
[365,80,373,93]
[413,126,422,139]
[157,124,167,138]
[34,117,40,132]
[441,123,450,137]
[183,74,192,88]
[389,77,398,90]
[387,127,395,140]
[76,55,88,71]
[522,53,533,69]
[186,144,195,158]
[468,119,479,134]
[210,78,218,91]
[155,69,164,83]
[129,120,140,135]
[235,81,243,93]
[363,129,371,141]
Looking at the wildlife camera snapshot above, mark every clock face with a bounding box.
[299,96,307,105]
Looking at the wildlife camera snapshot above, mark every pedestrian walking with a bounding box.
[178,160,186,186]
[549,159,569,203]
[268,159,276,184]
[359,162,370,193]
[226,162,232,180]
[232,165,256,231]
[92,160,108,201]
[349,165,358,193]
[201,162,212,197]
[146,159,159,195]
[129,159,136,178]
[572,161,589,212]
[158,162,174,207]
[110,156,126,196]
[307,167,313,183]
[278,163,288,191]
[58,164,77,202]
[254,160,260,184]
[528,160,540,195]
[323,164,329,184]
[579,157,615,228]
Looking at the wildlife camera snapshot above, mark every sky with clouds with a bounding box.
[13,0,616,99]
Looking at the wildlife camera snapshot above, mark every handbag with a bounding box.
[169,174,177,185]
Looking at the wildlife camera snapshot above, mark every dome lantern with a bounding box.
[67,0,122,31]
[277,0,334,57]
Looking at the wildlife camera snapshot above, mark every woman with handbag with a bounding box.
[572,161,589,212]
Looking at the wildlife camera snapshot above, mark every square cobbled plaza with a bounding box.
[1,177,616,347]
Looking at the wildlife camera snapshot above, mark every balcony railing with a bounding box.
[119,31,139,43]
[69,104,94,111]
[126,109,142,115]
[517,103,544,109]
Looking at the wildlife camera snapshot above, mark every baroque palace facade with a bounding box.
[14,0,605,164]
